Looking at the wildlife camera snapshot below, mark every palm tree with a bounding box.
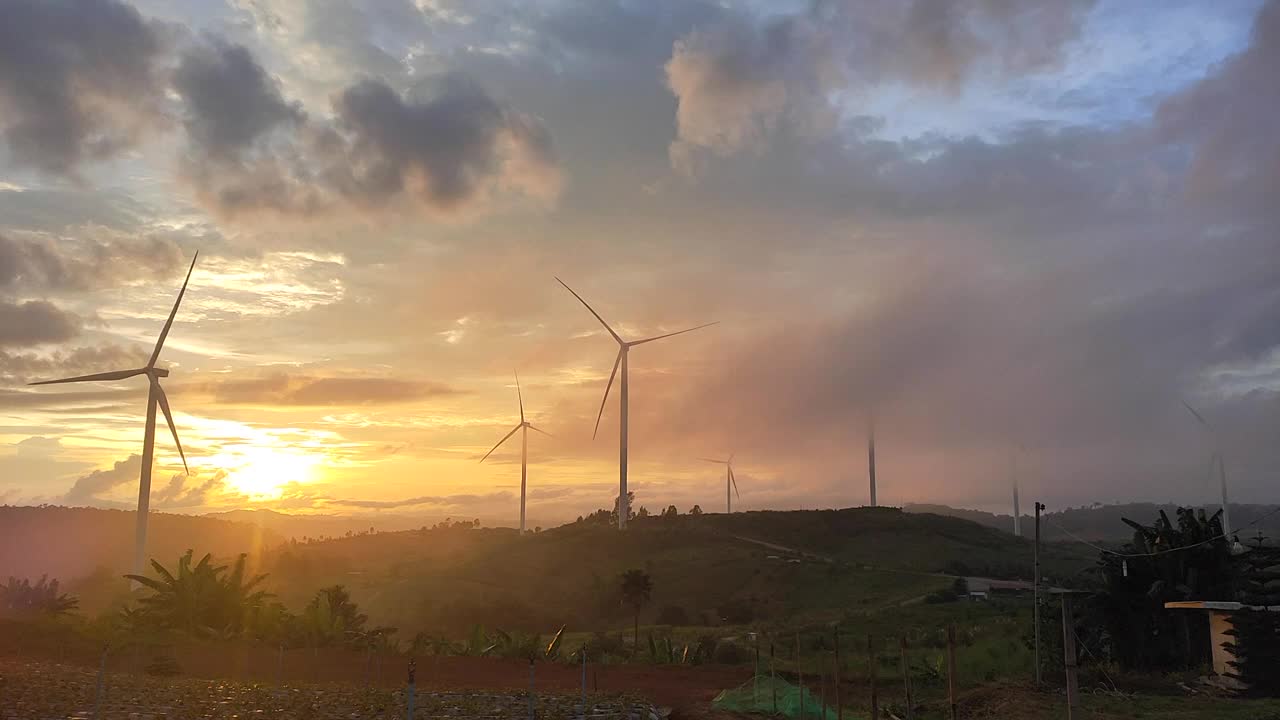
[619,569,652,654]
[125,550,269,637]
[302,585,368,648]
[0,575,79,617]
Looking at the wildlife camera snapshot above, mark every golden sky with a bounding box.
[1,0,1279,526]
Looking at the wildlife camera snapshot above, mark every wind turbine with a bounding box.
[867,413,877,507]
[556,277,717,529]
[30,252,199,579]
[700,455,739,513]
[479,372,550,534]
[1182,401,1233,540]
[1010,447,1021,537]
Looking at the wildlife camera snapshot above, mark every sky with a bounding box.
[0,0,1278,527]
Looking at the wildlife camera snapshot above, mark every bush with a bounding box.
[924,589,959,604]
[656,605,690,626]
[713,640,751,664]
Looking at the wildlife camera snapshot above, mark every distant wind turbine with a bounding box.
[556,277,718,529]
[700,455,739,514]
[867,414,877,507]
[1010,447,1021,537]
[479,372,550,534]
[1182,401,1232,540]
[30,252,199,579]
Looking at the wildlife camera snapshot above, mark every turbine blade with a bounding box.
[593,348,622,440]
[556,277,623,344]
[527,423,553,437]
[154,380,188,475]
[698,458,728,464]
[480,424,522,463]
[148,251,199,369]
[515,370,524,423]
[28,368,147,385]
[628,321,719,346]
[730,466,740,499]
[729,452,735,464]
[1181,400,1209,427]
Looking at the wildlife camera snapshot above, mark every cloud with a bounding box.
[0,343,150,385]
[0,232,184,293]
[1156,0,1280,219]
[665,0,1097,167]
[174,35,304,161]
[0,0,167,177]
[327,491,512,509]
[0,300,80,347]
[185,373,462,406]
[153,468,229,509]
[63,454,142,505]
[173,39,561,219]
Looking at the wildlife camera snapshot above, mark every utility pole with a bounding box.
[1034,501,1044,685]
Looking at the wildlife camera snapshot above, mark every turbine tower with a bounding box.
[557,277,717,529]
[700,455,739,513]
[30,252,199,578]
[480,372,549,534]
[1182,401,1232,539]
[1011,448,1021,537]
[867,413,877,507]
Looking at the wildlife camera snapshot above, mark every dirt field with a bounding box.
[2,643,752,719]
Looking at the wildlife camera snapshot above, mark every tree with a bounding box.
[303,585,368,648]
[0,576,78,618]
[689,505,703,516]
[126,550,268,637]
[663,505,679,518]
[637,506,650,518]
[612,492,637,524]
[620,569,653,653]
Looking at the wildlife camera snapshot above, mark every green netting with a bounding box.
[712,675,863,719]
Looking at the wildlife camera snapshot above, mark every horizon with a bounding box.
[2,0,1279,528]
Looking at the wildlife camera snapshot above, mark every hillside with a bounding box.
[256,507,1093,638]
[904,502,1280,543]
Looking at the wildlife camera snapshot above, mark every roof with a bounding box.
[1164,601,1280,612]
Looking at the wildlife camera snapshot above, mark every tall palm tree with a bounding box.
[619,569,652,654]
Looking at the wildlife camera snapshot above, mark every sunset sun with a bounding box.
[217,447,321,499]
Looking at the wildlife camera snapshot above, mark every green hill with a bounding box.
[256,507,1092,637]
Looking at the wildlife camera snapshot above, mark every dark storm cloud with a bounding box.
[0,300,81,347]
[0,233,184,293]
[0,0,167,177]
[1156,0,1280,219]
[184,373,462,406]
[63,454,141,504]
[174,35,304,161]
[175,55,561,218]
[665,0,1097,165]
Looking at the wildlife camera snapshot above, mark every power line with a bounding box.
[1043,505,1280,559]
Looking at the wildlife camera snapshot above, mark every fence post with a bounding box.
[833,627,842,720]
[946,626,958,720]
[868,634,878,720]
[899,637,913,720]
[406,657,416,720]
[528,659,536,720]
[92,644,108,720]
[1062,594,1080,720]
[796,632,804,719]
[771,640,778,713]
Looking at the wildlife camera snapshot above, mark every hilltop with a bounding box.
[905,502,1280,542]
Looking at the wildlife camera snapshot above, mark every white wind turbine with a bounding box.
[1182,401,1233,540]
[556,277,717,529]
[30,252,199,579]
[700,455,739,514]
[479,372,550,534]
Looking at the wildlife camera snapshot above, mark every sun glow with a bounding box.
[210,446,322,499]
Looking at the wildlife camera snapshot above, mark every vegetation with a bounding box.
[0,576,78,617]
[619,569,653,653]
